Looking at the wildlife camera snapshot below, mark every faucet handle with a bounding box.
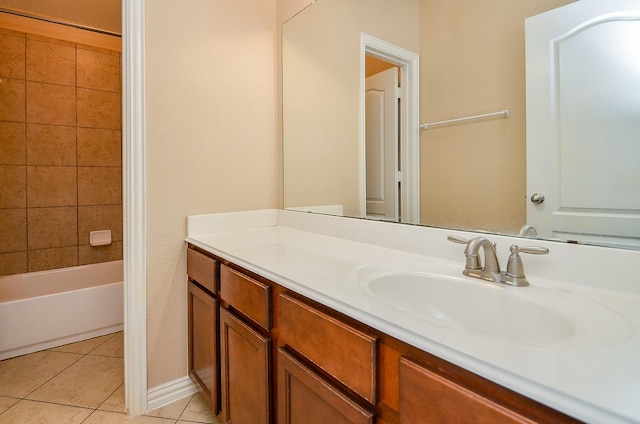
[447,236,481,269]
[516,246,549,255]
[447,235,469,245]
[503,244,549,287]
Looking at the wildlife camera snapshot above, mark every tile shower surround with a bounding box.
[0,27,122,275]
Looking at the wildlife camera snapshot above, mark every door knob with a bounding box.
[530,193,545,204]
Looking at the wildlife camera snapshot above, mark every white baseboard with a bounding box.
[146,375,198,413]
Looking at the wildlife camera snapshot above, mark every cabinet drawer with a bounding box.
[220,265,270,330]
[399,356,536,424]
[279,294,377,404]
[187,247,217,293]
[278,348,374,424]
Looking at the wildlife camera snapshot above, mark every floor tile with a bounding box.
[90,331,124,357]
[50,333,114,355]
[144,393,190,419]
[0,399,92,424]
[0,350,82,398]
[0,330,226,423]
[98,383,126,413]
[83,410,176,423]
[0,396,19,414]
[179,393,220,424]
[26,355,123,408]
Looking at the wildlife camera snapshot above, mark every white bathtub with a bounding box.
[0,260,123,360]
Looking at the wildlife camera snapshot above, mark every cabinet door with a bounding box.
[188,281,218,411]
[220,307,270,424]
[399,356,535,424]
[278,348,374,424]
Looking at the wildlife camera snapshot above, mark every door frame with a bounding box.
[123,0,148,416]
[359,33,420,224]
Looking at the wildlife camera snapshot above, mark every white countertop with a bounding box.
[186,209,640,424]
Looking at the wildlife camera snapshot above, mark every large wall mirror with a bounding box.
[282,0,640,250]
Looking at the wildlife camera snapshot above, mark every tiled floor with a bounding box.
[0,332,220,423]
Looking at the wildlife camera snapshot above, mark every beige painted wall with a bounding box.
[420,0,574,234]
[282,0,419,216]
[145,0,277,387]
[0,0,121,34]
[278,0,313,25]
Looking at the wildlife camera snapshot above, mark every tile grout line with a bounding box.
[21,350,85,400]
[17,332,118,406]
[2,331,213,423]
[175,395,195,422]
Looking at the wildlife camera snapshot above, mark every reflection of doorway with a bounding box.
[360,34,420,224]
[365,65,399,221]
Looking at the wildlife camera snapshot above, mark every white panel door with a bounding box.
[365,67,399,221]
[526,0,640,248]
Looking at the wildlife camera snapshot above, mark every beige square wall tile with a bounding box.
[0,208,27,252]
[26,355,123,409]
[0,122,26,165]
[77,88,121,130]
[27,206,77,249]
[0,251,28,276]
[0,399,92,424]
[26,34,75,48]
[77,48,120,92]
[26,81,76,126]
[0,165,26,209]
[78,241,122,265]
[0,350,82,398]
[78,204,123,244]
[27,124,77,166]
[26,38,76,86]
[28,246,78,272]
[78,128,122,166]
[76,43,119,55]
[0,28,25,38]
[0,78,25,122]
[27,165,77,207]
[0,33,25,79]
[78,167,122,205]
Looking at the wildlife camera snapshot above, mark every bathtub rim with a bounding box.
[0,260,123,303]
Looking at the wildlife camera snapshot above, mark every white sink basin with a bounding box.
[357,263,632,345]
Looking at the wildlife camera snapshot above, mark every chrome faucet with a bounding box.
[448,235,549,287]
[461,237,501,282]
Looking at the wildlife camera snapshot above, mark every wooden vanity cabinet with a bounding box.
[277,347,374,424]
[278,293,377,423]
[187,248,581,424]
[382,340,582,424]
[399,356,536,423]
[219,264,272,424]
[187,247,219,411]
[220,307,270,424]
